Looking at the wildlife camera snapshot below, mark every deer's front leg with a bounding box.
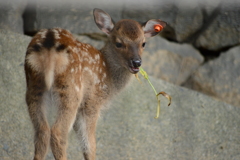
[74,105,100,160]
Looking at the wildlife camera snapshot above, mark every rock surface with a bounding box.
[184,45,240,107]
[123,1,240,51]
[23,1,122,35]
[142,36,203,85]
[194,2,240,51]
[0,30,32,159]
[1,0,239,52]
[0,0,27,34]
[1,30,240,160]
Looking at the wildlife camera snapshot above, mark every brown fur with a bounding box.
[24,9,166,160]
[114,19,143,41]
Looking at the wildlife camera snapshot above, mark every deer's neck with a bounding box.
[100,42,132,93]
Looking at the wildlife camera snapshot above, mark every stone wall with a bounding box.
[1,0,236,107]
[0,0,240,159]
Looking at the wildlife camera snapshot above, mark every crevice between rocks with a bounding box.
[22,1,37,37]
[196,44,238,63]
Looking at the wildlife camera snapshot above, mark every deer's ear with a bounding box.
[142,19,167,38]
[93,8,114,35]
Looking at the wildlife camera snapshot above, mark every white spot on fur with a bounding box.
[55,41,60,48]
[39,30,47,39]
[71,68,74,73]
[83,48,87,52]
[73,47,78,53]
[103,62,106,67]
[69,46,73,52]
[52,29,60,39]
[57,28,62,32]
[82,51,88,57]
[93,73,100,84]
[103,73,106,79]
[95,54,100,60]
[83,67,90,71]
[88,57,96,64]
[85,44,90,49]
[75,86,80,92]
[88,57,93,64]
[36,42,42,46]
[83,67,92,75]
[83,57,89,62]
[63,33,70,37]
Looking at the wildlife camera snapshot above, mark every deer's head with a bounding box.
[93,8,166,74]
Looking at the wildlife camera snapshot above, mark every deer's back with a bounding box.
[25,28,110,109]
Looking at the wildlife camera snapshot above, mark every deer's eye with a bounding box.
[116,42,122,48]
[142,42,146,47]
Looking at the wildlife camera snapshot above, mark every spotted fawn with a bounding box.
[24,8,166,160]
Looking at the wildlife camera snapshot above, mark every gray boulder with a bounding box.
[0,0,27,34]
[23,1,122,35]
[122,0,240,52]
[194,2,240,51]
[142,36,203,85]
[184,45,240,108]
[0,30,32,159]
[1,30,240,160]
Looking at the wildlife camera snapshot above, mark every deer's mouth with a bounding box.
[127,59,141,74]
[129,66,140,74]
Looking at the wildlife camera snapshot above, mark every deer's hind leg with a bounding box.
[26,78,50,160]
[50,80,82,160]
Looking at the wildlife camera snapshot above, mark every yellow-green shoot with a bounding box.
[135,67,171,118]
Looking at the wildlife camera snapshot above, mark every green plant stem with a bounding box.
[139,67,161,118]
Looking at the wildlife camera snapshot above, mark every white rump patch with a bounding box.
[26,49,69,90]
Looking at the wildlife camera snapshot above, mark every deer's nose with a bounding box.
[132,60,141,68]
